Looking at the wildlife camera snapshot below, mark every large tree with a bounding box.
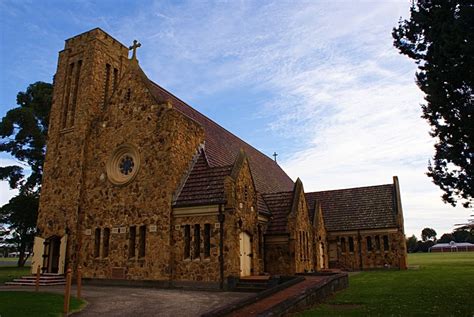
[0,81,52,191]
[421,227,437,241]
[392,0,474,208]
[0,193,39,266]
[0,81,52,266]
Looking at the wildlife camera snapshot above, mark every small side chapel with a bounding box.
[32,28,407,288]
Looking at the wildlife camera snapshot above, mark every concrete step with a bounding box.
[5,281,66,286]
[234,276,273,292]
[4,274,66,286]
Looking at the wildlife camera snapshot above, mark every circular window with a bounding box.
[106,144,140,185]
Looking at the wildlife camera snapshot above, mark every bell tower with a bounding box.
[34,28,129,273]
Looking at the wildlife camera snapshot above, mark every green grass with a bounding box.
[0,266,31,284]
[0,266,85,316]
[299,253,474,317]
[0,291,84,317]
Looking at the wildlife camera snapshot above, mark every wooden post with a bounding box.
[63,267,72,315]
[35,265,41,292]
[77,265,82,299]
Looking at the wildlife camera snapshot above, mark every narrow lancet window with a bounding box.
[204,224,211,257]
[184,225,190,259]
[194,224,200,259]
[103,63,111,107]
[103,228,110,258]
[69,60,82,127]
[129,226,136,258]
[139,225,146,257]
[94,228,101,258]
[62,62,74,128]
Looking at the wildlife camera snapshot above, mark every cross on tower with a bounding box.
[129,40,141,60]
[273,152,278,162]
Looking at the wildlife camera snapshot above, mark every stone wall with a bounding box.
[223,156,262,277]
[328,229,406,270]
[78,61,204,280]
[312,206,328,271]
[287,182,314,273]
[37,29,129,272]
[265,237,292,275]
[172,214,220,282]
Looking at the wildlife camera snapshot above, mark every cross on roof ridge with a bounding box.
[129,40,141,60]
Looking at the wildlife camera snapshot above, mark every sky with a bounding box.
[0,0,471,239]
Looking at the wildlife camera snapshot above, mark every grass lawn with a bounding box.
[0,266,31,284]
[0,291,84,317]
[0,266,85,316]
[299,253,474,317]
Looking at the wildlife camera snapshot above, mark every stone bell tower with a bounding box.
[33,28,129,274]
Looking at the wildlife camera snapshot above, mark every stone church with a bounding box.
[32,28,407,288]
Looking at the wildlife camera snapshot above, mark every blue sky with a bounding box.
[0,0,471,238]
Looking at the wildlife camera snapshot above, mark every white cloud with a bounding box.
[97,1,474,236]
[3,0,470,239]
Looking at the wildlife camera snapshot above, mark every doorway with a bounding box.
[42,236,61,273]
[239,231,252,276]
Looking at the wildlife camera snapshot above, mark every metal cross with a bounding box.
[273,152,278,162]
[129,40,141,60]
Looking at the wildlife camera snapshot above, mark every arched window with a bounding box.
[341,237,346,253]
[349,237,354,252]
[383,235,390,250]
[366,236,373,251]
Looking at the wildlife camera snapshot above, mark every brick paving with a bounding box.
[229,276,330,317]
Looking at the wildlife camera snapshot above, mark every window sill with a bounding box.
[60,127,75,134]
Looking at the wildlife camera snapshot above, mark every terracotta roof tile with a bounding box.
[305,184,398,232]
[148,81,294,194]
[174,152,232,207]
[262,192,294,234]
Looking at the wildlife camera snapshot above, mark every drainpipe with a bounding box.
[358,230,363,270]
[218,204,225,290]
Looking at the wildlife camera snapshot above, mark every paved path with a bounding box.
[229,276,331,317]
[0,284,252,317]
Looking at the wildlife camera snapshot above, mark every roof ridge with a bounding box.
[306,183,393,195]
[148,80,282,166]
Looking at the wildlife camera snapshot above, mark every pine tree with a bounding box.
[393,0,474,208]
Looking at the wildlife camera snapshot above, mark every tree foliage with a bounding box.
[0,193,39,266]
[406,234,419,252]
[393,0,474,208]
[0,81,52,266]
[0,81,52,192]
[421,227,437,241]
[438,233,455,243]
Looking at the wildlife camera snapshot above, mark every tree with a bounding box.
[392,0,474,208]
[406,234,419,252]
[0,193,38,266]
[0,81,52,266]
[438,233,455,243]
[0,81,52,192]
[452,228,474,243]
[421,227,437,241]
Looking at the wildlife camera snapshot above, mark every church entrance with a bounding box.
[239,232,252,276]
[42,236,61,273]
[37,235,67,274]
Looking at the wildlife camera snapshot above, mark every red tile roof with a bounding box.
[262,191,294,234]
[148,81,294,194]
[305,184,398,232]
[174,151,232,207]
